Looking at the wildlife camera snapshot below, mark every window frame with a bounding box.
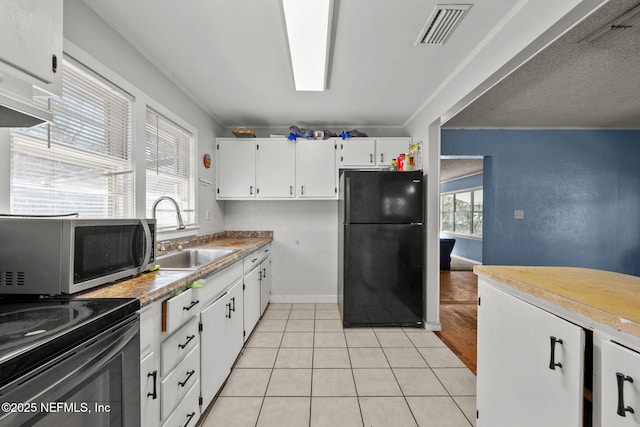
[440,186,483,239]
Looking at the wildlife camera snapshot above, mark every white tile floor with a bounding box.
[201,303,476,427]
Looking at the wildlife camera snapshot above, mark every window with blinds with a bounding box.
[145,108,195,230]
[10,59,134,217]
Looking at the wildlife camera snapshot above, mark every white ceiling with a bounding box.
[445,0,640,128]
[80,0,527,129]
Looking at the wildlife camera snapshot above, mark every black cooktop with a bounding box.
[0,296,139,389]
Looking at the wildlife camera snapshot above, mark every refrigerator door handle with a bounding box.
[410,223,423,226]
[345,177,351,224]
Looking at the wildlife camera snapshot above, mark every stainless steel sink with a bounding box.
[157,248,238,270]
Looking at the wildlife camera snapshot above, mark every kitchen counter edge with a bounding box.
[474,265,640,340]
[79,231,273,306]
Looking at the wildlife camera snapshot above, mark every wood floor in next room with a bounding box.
[201,303,477,427]
[436,271,478,374]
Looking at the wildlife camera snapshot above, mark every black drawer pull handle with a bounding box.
[184,412,196,427]
[226,303,232,318]
[179,334,195,349]
[179,370,195,387]
[147,370,158,399]
[549,336,563,370]
[183,300,199,311]
[617,372,635,417]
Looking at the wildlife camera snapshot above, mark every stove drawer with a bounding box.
[162,288,200,334]
[161,344,200,420]
[161,317,199,376]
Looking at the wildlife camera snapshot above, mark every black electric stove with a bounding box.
[0,296,140,389]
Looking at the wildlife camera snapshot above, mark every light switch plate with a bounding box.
[514,209,524,219]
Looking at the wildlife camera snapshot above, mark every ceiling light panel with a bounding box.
[282,0,333,91]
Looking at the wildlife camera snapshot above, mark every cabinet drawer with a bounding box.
[162,288,200,334]
[161,318,199,376]
[161,380,200,427]
[243,252,261,274]
[260,244,271,261]
[194,261,243,307]
[161,344,200,420]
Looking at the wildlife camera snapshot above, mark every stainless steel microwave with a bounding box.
[0,218,156,295]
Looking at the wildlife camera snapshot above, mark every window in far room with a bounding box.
[440,188,482,237]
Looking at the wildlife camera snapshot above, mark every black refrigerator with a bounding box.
[338,170,424,327]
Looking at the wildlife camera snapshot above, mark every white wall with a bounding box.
[224,201,339,303]
[63,0,225,235]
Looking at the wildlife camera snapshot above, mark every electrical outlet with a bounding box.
[206,209,211,220]
[514,209,524,219]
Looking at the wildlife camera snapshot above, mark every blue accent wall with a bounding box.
[441,129,640,276]
[440,172,483,263]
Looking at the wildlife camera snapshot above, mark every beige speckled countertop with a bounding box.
[474,266,640,339]
[79,231,272,306]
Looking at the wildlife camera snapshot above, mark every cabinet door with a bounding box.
[257,139,296,198]
[600,340,640,426]
[260,256,272,315]
[141,352,160,427]
[339,139,375,168]
[227,280,245,357]
[477,280,585,427]
[243,266,261,340]
[0,0,63,95]
[216,139,257,198]
[376,138,411,166]
[200,292,234,405]
[296,139,337,198]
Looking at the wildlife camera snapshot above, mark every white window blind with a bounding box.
[10,59,133,217]
[145,108,195,230]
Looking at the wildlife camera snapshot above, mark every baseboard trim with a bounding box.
[451,255,482,265]
[421,322,442,332]
[270,295,338,304]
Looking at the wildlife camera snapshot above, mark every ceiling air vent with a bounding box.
[416,4,472,46]
[582,3,640,43]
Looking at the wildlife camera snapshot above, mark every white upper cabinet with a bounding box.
[216,139,257,199]
[376,138,412,167]
[296,139,337,198]
[0,0,63,96]
[257,139,296,198]
[339,138,375,168]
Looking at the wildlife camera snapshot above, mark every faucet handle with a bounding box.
[159,241,168,251]
[177,241,190,251]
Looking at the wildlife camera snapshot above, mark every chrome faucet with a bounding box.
[152,196,186,230]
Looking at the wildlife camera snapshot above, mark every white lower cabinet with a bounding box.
[243,263,261,340]
[140,245,273,423]
[161,344,200,420]
[161,380,200,427]
[140,303,161,427]
[140,352,160,427]
[599,340,640,426]
[477,280,585,427]
[200,279,244,406]
[260,254,272,315]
